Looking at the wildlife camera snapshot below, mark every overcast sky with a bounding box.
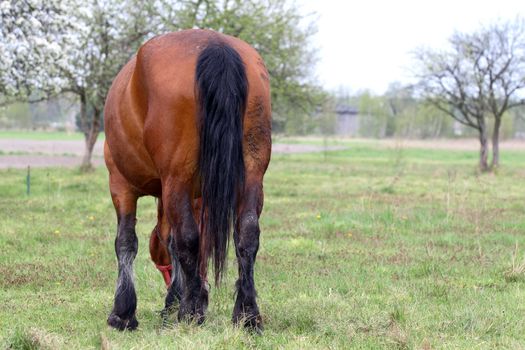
[299,0,525,94]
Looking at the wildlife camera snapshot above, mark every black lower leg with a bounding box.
[233,211,263,332]
[168,195,208,324]
[163,234,184,312]
[108,214,139,331]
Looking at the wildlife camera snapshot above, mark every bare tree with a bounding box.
[478,20,525,167]
[414,18,525,171]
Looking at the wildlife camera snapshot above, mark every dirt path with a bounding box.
[2,137,524,169]
[0,139,104,157]
[372,138,525,151]
[0,140,347,169]
[0,155,106,169]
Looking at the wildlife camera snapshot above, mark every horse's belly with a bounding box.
[106,135,161,195]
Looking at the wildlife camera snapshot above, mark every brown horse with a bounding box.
[103,29,271,332]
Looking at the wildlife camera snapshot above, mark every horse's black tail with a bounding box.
[196,41,247,284]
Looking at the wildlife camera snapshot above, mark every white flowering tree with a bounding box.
[0,0,71,101]
[59,0,155,170]
[1,0,155,170]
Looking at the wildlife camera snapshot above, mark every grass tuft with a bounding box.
[504,243,525,283]
[5,328,64,350]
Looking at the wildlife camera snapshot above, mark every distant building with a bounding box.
[335,104,359,136]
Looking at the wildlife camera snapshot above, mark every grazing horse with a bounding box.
[103,29,271,332]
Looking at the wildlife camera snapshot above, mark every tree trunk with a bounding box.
[79,92,88,137]
[491,115,502,169]
[433,117,443,138]
[478,121,490,172]
[80,106,101,171]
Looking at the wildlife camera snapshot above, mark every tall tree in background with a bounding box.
[357,91,389,138]
[414,18,525,171]
[62,0,154,170]
[155,0,323,133]
[384,82,414,137]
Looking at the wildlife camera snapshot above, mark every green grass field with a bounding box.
[1,143,525,349]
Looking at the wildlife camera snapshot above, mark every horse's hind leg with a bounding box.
[163,182,208,324]
[149,199,184,313]
[106,168,140,331]
[233,179,264,332]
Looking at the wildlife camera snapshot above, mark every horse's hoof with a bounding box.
[178,293,208,325]
[234,313,264,334]
[159,306,177,328]
[246,316,264,335]
[178,309,206,325]
[107,313,139,331]
[160,306,175,318]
